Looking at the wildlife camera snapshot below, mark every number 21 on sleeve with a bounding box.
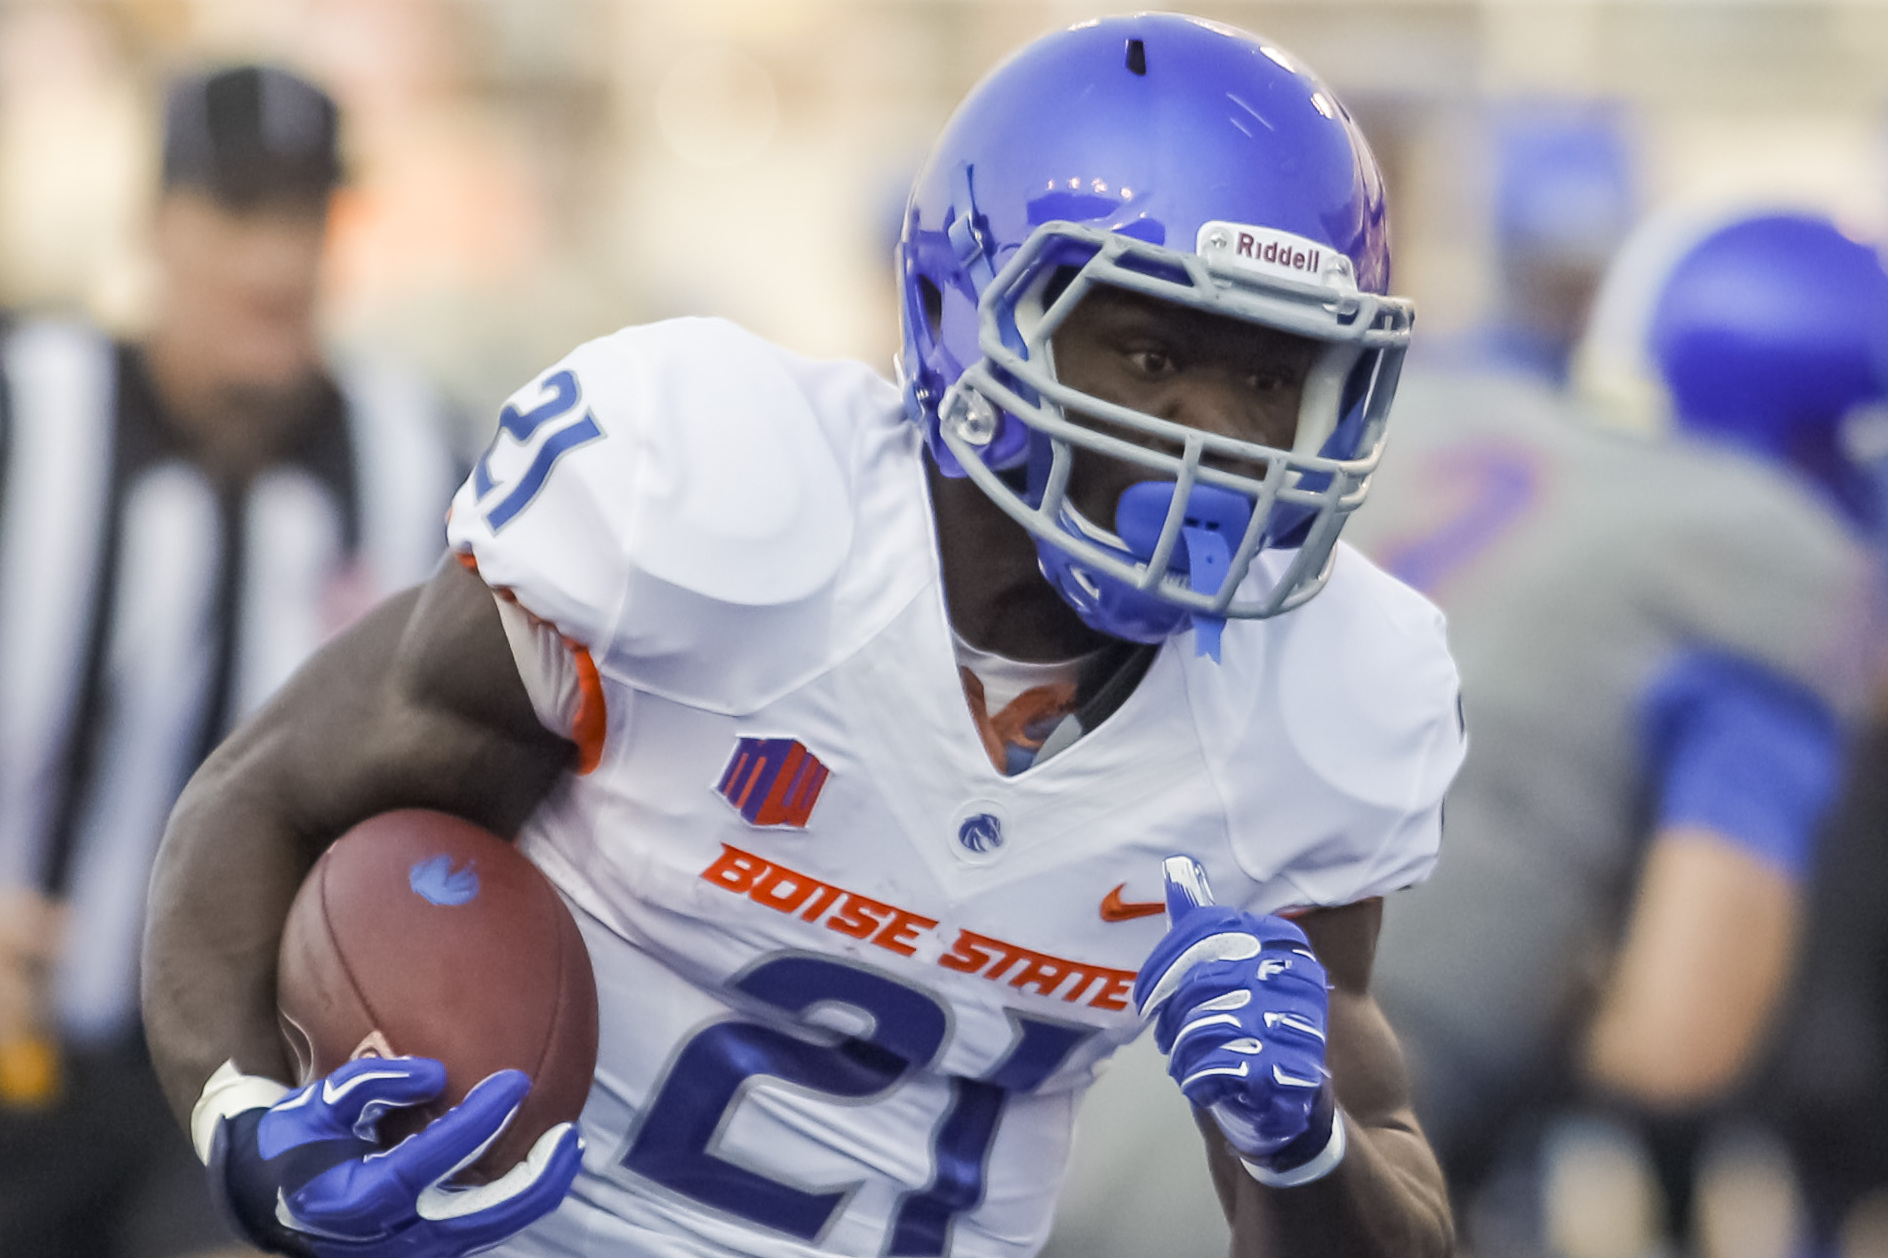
[472,369,604,531]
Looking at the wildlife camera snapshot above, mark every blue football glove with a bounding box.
[1132,856,1346,1188]
[195,1056,583,1257]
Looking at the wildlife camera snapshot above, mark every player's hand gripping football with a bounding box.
[195,1056,583,1256]
[1132,856,1346,1187]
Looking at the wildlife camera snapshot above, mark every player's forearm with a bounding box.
[143,746,320,1122]
[144,570,571,1128]
[1582,828,1801,1108]
[143,588,426,1124]
[1208,1108,1452,1258]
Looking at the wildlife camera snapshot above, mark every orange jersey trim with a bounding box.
[457,550,606,774]
[565,639,606,774]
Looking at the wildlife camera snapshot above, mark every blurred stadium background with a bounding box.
[9,4,1888,1257]
[13,0,1888,443]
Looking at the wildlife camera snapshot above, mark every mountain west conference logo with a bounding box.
[716,737,831,829]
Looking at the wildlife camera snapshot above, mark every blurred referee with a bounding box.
[0,65,458,1256]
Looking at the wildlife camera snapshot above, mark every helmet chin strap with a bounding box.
[1041,480,1252,661]
[1114,482,1251,661]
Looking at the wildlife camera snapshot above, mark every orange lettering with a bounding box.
[872,908,940,957]
[799,884,842,922]
[752,866,823,915]
[1089,972,1135,1012]
[977,939,1030,982]
[941,929,996,973]
[940,927,1133,1006]
[702,845,768,893]
[697,848,944,957]
[826,893,894,940]
[1008,953,1075,996]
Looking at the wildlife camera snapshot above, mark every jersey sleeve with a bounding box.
[1640,649,1843,879]
[1351,797,1449,904]
[1226,544,1468,910]
[446,317,855,661]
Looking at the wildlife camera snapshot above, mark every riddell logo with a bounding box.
[1232,233,1320,275]
[1197,221,1350,289]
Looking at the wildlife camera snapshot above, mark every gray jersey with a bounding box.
[1342,366,1880,1152]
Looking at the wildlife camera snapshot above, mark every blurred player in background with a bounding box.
[141,16,1473,1258]
[0,63,459,1257]
[1044,206,1888,1258]
[1756,709,1888,1255]
[1447,106,1636,387]
[1342,207,1888,1253]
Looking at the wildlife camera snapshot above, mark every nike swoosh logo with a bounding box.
[322,1069,412,1107]
[1100,884,1166,922]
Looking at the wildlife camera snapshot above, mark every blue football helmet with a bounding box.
[1580,209,1888,526]
[896,14,1413,648]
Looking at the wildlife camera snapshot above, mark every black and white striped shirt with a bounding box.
[0,319,458,1045]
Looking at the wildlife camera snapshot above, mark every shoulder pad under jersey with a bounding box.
[1194,543,1466,906]
[449,317,855,648]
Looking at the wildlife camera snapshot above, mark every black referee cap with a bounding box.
[161,64,342,211]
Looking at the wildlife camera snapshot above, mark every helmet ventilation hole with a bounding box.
[1126,38,1147,76]
[918,276,943,339]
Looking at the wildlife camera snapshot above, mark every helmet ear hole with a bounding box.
[918,276,944,341]
[1042,266,1082,308]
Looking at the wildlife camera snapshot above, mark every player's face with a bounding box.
[1050,284,1316,528]
[146,188,332,466]
[153,188,328,396]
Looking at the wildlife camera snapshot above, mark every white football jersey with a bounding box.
[446,318,1465,1258]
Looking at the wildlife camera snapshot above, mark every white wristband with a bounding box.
[1240,1111,1347,1188]
[189,1059,291,1163]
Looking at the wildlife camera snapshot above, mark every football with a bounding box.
[276,809,598,1182]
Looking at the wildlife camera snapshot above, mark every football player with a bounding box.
[1343,207,1888,1246]
[142,16,1465,1258]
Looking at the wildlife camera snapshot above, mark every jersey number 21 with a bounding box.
[622,953,1092,1255]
